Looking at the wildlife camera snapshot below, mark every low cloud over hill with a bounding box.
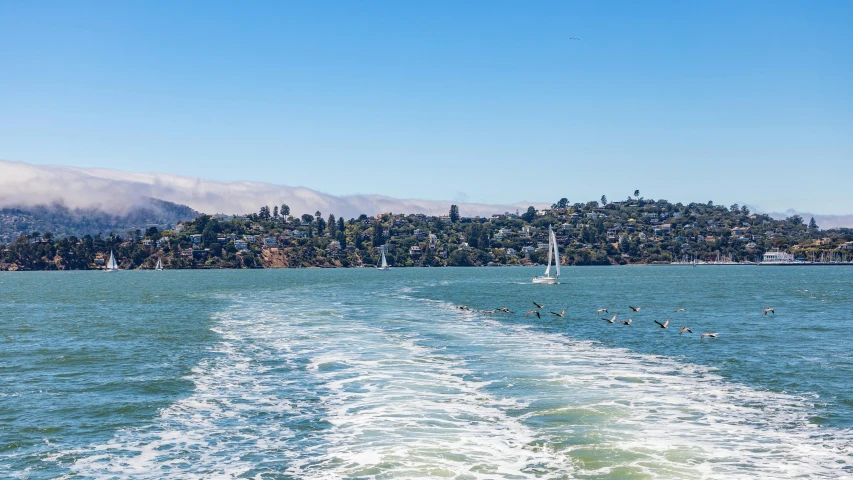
[0,160,533,219]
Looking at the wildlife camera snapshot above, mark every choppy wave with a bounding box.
[66,287,853,479]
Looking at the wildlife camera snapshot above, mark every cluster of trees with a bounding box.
[0,199,197,243]
[3,194,851,271]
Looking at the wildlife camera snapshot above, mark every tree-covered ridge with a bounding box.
[0,198,198,244]
[2,197,852,270]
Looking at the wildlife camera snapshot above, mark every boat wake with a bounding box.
[65,288,853,479]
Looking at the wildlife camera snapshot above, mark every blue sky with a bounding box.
[1,1,851,213]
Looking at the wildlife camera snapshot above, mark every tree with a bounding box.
[740,205,750,216]
[619,235,630,253]
[521,206,536,223]
[730,204,740,213]
[273,206,279,219]
[315,211,322,220]
[554,198,569,209]
[634,190,640,200]
[281,204,290,219]
[301,214,314,224]
[259,206,271,219]
[601,195,608,206]
[372,220,384,247]
[787,214,804,226]
[316,217,326,236]
[808,217,818,231]
[327,214,337,237]
[449,205,460,223]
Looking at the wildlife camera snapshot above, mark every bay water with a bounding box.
[2,266,852,479]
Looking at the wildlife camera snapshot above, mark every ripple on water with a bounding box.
[56,287,853,479]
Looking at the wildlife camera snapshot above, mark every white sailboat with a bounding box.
[105,250,119,272]
[532,226,560,284]
[155,257,163,271]
[376,245,390,271]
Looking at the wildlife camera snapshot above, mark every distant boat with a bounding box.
[105,250,119,271]
[532,226,560,284]
[377,245,390,271]
[155,258,163,271]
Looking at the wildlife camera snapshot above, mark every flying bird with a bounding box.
[596,308,608,314]
[526,310,541,319]
[569,37,580,40]
[679,326,693,335]
[701,332,718,339]
[533,301,544,309]
[764,308,775,315]
[675,308,686,313]
[603,314,619,323]
[551,308,567,318]
[629,306,641,312]
[497,307,513,313]
[654,319,671,329]
[620,319,633,325]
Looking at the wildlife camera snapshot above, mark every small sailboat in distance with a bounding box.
[105,250,119,272]
[155,257,163,271]
[377,245,390,271]
[532,226,560,284]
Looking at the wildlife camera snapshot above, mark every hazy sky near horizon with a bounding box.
[1,1,851,213]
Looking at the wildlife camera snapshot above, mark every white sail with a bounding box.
[377,245,390,270]
[544,228,553,277]
[106,250,118,271]
[532,226,558,284]
[155,258,163,270]
[552,229,560,278]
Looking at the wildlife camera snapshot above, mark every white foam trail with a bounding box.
[67,288,853,479]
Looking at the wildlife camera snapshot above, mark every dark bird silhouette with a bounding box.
[551,308,567,318]
[629,306,641,312]
[602,314,619,323]
[596,308,608,314]
[679,326,693,335]
[701,332,718,339]
[654,319,671,329]
[620,319,633,325]
[764,308,775,315]
[526,310,541,319]
[533,301,544,309]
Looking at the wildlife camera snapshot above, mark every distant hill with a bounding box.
[0,197,198,242]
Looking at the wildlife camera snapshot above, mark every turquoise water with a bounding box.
[2,267,852,479]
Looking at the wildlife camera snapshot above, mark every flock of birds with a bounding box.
[455,303,778,339]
